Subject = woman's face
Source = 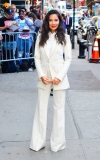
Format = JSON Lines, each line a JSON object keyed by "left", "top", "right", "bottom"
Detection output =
{"left": 49, "top": 14, "right": 59, "bottom": 33}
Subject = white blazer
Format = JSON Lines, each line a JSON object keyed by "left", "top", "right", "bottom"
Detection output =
{"left": 34, "top": 33, "right": 72, "bottom": 90}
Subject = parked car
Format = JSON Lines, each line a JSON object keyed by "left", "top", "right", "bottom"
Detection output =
{"left": 79, "top": 6, "right": 88, "bottom": 14}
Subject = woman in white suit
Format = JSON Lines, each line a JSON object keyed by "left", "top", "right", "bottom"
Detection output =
{"left": 30, "top": 10, "right": 72, "bottom": 152}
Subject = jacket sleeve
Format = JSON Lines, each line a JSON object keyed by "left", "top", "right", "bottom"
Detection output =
{"left": 56, "top": 34, "right": 72, "bottom": 81}
{"left": 34, "top": 34, "right": 45, "bottom": 78}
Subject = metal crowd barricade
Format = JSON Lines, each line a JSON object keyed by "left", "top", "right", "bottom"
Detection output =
{"left": 0, "top": 31, "right": 37, "bottom": 63}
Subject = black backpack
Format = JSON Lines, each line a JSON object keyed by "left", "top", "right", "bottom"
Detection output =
{"left": 1, "top": 61, "right": 17, "bottom": 73}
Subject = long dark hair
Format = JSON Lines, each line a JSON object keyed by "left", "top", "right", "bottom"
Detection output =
{"left": 28, "top": 12, "right": 36, "bottom": 21}
{"left": 39, "top": 10, "right": 66, "bottom": 47}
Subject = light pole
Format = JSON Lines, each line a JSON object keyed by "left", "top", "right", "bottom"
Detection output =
{"left": 72, "top": 0, "right": 75, "bottom": 49}
{"left": 41, "top": 0, "right": 44, "bottom": 12}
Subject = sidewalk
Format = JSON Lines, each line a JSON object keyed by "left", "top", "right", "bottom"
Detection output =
{"left": 0, "top": 43, "right": 100, "bottom": 160}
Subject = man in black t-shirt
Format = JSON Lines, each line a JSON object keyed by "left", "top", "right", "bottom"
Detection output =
{"left": 0, "top": 7, "right": 15, "bottom": 41}
{"left": 0, "top": 7, "right": 18, "bottom": 73}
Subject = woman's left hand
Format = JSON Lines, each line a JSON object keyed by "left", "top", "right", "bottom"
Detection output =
{"left": 52, "top": 77, "right": 61, "bottom": 85}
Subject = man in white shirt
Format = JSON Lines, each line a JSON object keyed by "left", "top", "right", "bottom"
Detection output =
{"left": 10, "top": 4, "right": 19, "bottom": 20}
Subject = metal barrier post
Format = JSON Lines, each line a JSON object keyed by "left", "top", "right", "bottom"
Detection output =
{"left": 87, "top": 43, "right": 93, "bottom": 62}
{"left": 78, "top": 39, "right": 87, "bottom": 59}
{"left": 0, "top": 31, "right": 37, "bottom": 73}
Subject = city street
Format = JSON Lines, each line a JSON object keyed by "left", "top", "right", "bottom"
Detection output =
{"left": 0, "top": 43, "right": 100, "bottom": 160}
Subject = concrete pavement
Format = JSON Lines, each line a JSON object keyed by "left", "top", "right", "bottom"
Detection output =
{"left": 0, "top": 43, "right": 100, "bottom": 160}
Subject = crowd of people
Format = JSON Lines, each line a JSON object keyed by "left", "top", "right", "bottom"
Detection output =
{"left": 0, "top": 4, "right": 45, "bottom": 73}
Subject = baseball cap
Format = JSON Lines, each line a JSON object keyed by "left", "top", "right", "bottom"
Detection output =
{"left": 5, "top": 7, "right": 14, "bottom": 15}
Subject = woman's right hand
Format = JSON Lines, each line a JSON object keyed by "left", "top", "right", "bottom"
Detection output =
{"left": 41, "top": 76, "right": 52, "bottom": 85}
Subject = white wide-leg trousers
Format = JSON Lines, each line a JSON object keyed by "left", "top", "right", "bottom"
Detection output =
{"left": 30, "top": 84, "right": 66, "bottom": 152}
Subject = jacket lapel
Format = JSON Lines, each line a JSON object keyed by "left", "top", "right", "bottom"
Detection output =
{"left": 43, "top": 43, "right": 49, "bottom": 59}
{"left": 43, "top": 33, "right": 57, "bottom": 59}
{"left": 48, "top": 39, "right": 57, "bottom": 59}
